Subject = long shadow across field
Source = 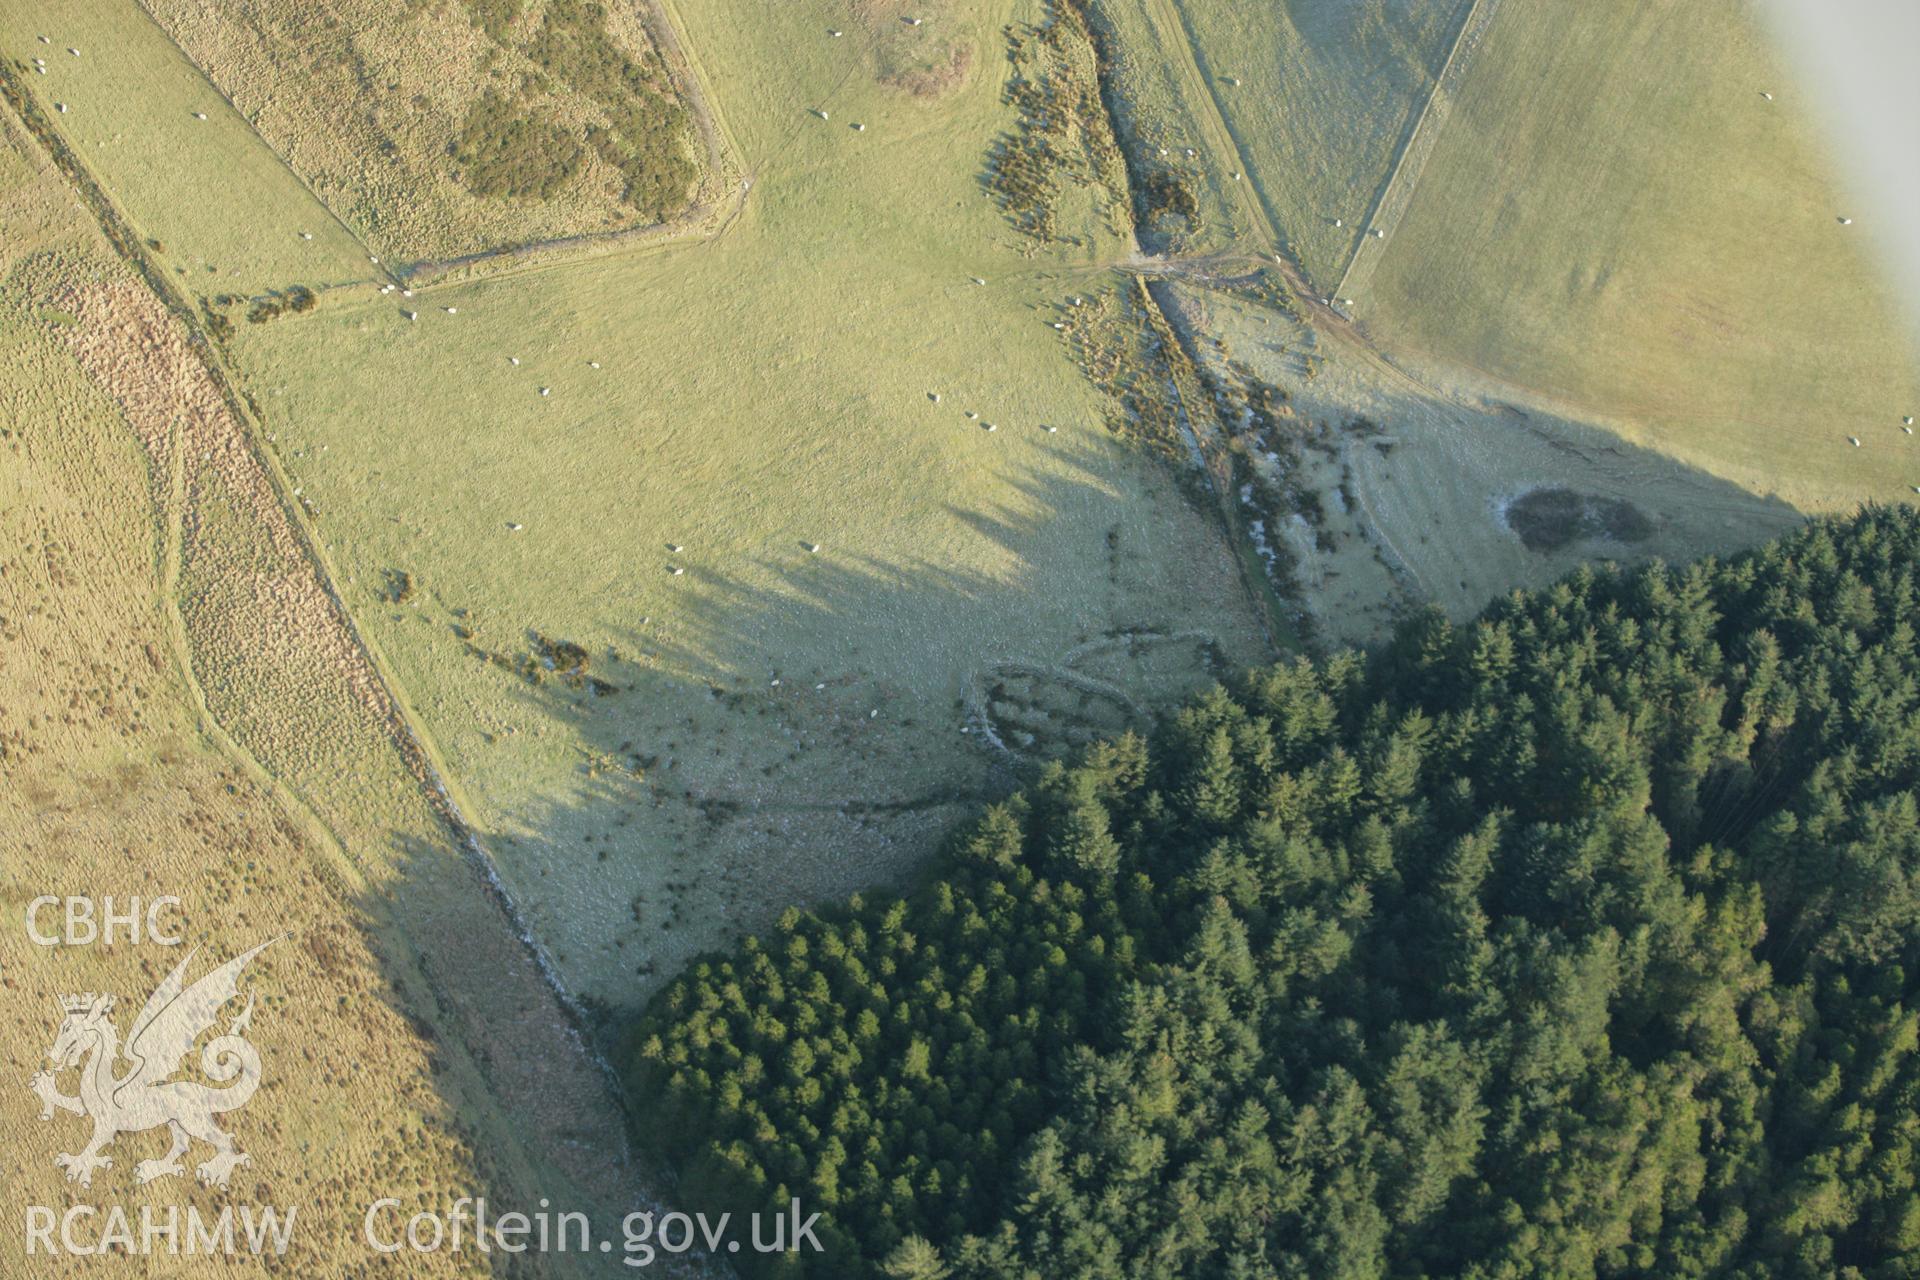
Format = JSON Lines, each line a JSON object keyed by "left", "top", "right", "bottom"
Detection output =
{"left": 424, "top": 450, "right": 1246, "bottom": 1018}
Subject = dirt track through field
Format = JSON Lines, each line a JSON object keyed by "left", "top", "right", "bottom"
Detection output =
{"left": 1332, "top": 0, "right": 1504, "bottom": 306}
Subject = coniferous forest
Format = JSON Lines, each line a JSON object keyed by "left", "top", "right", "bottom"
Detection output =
{"left": 626, "top": 509, "right": 1920, "bottom": 1279}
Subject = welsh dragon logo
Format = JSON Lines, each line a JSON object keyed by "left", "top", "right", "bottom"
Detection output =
{"left": 28, "top": 939, "right": 276, "bottom": 1190}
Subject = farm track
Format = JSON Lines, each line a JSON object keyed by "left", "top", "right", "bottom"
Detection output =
{"left": 1140, "top": 0, "right": 1282, "bottom": 257}
{"left": 0, "top": 56, "right": 665, "bottom": 1243}
{"left": 1332, "top": 0, "right": 1503, "bottom": 306}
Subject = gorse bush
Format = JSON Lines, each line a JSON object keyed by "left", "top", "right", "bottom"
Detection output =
{"left": 452, "top": 0, "right": 694, "bottom": 219}
{"left": 451, "top": 92, "right": 583, "bottom": 201}
{"left": 629, "top": 507, "right": 1920, "bottom": 1279}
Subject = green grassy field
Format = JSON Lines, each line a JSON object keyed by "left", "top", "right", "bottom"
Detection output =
{"left": 1360, "top": 0, "right": 1920, "bottom": 510}
{"left": 1168, "top": 0, "right": 1470, "bottom": 285}
{"left": 196, "top": 0, "right": 1270, "bottom": 1007}
{"left": 1, "top": 1, "right": 374, "bottom": 296}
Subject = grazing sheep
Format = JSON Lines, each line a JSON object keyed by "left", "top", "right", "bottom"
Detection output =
{"left": 1373, "top": 228, "right": 1385, "bottom": 238}
{"left": 830, "top": 29, "right": 842, "bottom": 37}
{"left": 588, "top": 361, "right": 600, "bottom": 369}
{"left": 299, "top": 231, "right": 313, "bottom": 240}
{"left": 193, "top": 111, "right": 207, "bottom": 120}
{"left": 1906, "top": 416, "right": 1915, "bottom": 426}
{"left": 1761, "top": 91, "right": 1773, "bottom": 101}
{"left": 853, "top": 122, "right": 866, "bottom": 132}
{"left": 668, "top": 565, "right": 685, "bottom": 576}
{"left": 1045, "top": 424, "right": 1058, "bottom": 433}
{"left": 538, "top": 387, "right": 550, "bottom": 397}
{"left": 928, "top": 391, "right": 940, "bottom": 402}
{"left": 965, "top": 411, "right": 978, "bottom": 419}
{"left": 667, "top": 544, "right": 683, "bottom": 554}
{"left": 970, "top": 276, "right": 987, "bottom": 285}
{"left": 1850, "top": 436, "right": 1862, "bottom": 447}
{"left": 54, "top": 102, "right": 67, "bottom": 113}
{"left": 444, "top": 306, "right": 457, "bottom": 314}
{"left": 508, "top": 356, "right": 519, "bottom": 365}
{"left": 1839, "top": 217, "right": 1853, "bottom": 225}
{"left": 507, "top": 522, "right": 523, "bottom": 531}
{"left": 806, "top": 543, "right": 821, "bottom": 554}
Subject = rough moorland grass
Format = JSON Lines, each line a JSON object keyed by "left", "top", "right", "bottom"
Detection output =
{"left": 1362, "top": 0, "right": 1920, "bottom": 510}
{"left": 0, "top": 120, "right": 663, "bottom": 1277}
{"left": 134, "top": 0, "right": 706, "bottom": 261}
{"left": 222, "top": 0, "right": 1270, "bottom": 1009}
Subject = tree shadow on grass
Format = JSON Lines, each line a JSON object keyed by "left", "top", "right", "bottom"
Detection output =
{"left": 424, "top": 445, "right": 1254, "bottom": 1021}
